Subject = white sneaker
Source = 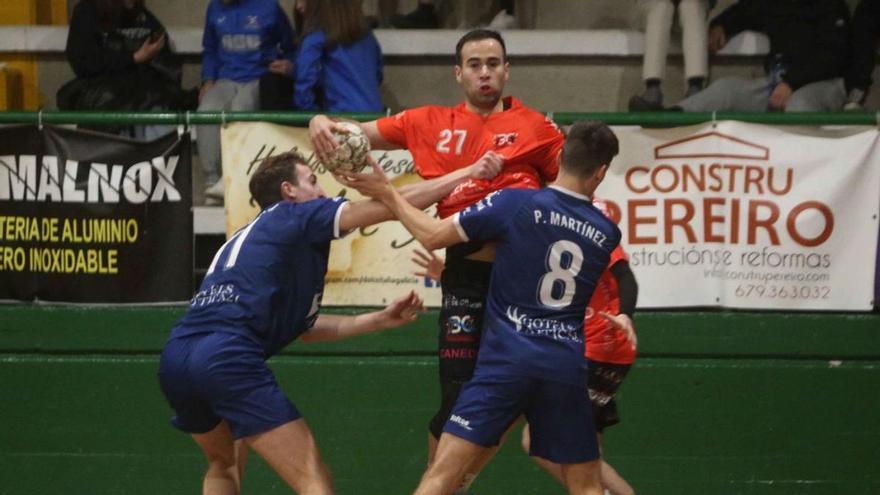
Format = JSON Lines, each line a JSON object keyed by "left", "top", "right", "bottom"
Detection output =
{"left": 487, "top": 10, "right": 517, "bottom": 30}
{"left": 204, "top": 180, "right": 225, "bottom": 200}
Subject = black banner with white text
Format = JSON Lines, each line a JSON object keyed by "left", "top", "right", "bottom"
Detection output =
{"left": 0, "top": 125, "right": 192, "bottom": 303}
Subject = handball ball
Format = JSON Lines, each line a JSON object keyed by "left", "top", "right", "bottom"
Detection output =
{"left": 322, "top": 122, "right": 371, "bottom": 173}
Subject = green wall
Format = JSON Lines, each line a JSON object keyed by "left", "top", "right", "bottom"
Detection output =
{"left": 1, "top": 306, "right": 878, "bottom": 494}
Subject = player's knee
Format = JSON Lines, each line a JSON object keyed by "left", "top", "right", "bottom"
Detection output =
{"left": 204, "top": 457, "right": 239, "bottom": 484}
{"left": 203, "top": 446, "right": 237, "bottom": 471}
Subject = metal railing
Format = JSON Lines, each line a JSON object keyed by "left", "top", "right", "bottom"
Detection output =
{"left": 1, "top": 110, "right": 878, "bottom": 127}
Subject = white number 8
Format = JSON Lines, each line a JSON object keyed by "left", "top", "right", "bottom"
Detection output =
{"left": 537, "top": 240, "right": 583, "bottom": 308}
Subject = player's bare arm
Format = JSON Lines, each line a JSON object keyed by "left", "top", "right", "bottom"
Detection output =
{"left": 300, "top": 291, "right": 425, "bottom": 343}
{"left": 309, "top": 115, "right": 397, "bottom": 159}
{"left": 337, "top": 161, "right": 465, "bottom": 250}
{"left": 336, "top": 153, "right": 502, "bottom": 232}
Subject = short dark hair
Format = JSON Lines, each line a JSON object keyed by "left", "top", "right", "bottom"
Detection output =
{"left": 455, "top": 29, "right": 506, "bottom": 65}
{"left": 248, "top": 151, "right": 308, "bottom": 209}
{"left": 560, "top": 121, "right": 619, "bottom": 177}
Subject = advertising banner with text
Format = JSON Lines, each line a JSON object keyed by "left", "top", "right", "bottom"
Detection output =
{"left": 0, "top": 126, "right": 192, "bottom": 303}
{"left": 221, "top": 122, "right": 879, "bottom": 311}
{"left": 221, "top": 122, "right": 440, "bottom": 307}
{"left": 603, "top": 122, "right": 879, "bottom": 310}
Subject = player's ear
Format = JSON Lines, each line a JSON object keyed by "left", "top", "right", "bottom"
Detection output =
{"left": 281, "top": 181, "right": 297, "bottom": 201}
{"left": 454, "top": 64, "right": 463, "bottom": 83}
{"left": 595, "top": 164, "right": 609, "bottom": 183}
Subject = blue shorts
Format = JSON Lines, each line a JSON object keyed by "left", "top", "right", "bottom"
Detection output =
{"left": 443, "top": 374, "right": 599, "bottom": 464}
{"left": 157, "top": 332, "right": 301, "bottom": 439}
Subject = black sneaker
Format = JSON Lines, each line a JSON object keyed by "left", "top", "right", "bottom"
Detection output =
{"left": 390, "top": 3, "right": 439, "bottom": 29}
{"left": 628, "top": 95, "right": 664, "bottom": 112}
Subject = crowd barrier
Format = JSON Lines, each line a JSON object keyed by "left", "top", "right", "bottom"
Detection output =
{"left": 2, "top": 110, "right": 880, "bottom": 126}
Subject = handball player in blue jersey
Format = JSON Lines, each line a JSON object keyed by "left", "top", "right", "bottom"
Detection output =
{"left": 337, "top": 121, "right": 621, "bottom": 495}
{"left": 158, "top": 151, "right": 500, "bottom": 495}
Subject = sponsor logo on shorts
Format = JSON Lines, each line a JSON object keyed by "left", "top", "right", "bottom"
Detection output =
{"left": 439, "top": 348, "right": 478, "bottom": 360}
{"left": 449, "top": 414, "right": 473, "bottom": 431}
{"left": 444, "top": 315, "right": 478, "bottom": 343}
{"left": 443, "top": 293, "right": 483, "bottom": 310}
{"left": 588, "top": 388, "right": 613, "bottom": 407}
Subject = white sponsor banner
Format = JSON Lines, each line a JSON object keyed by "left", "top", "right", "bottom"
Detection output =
{"left": 600, "top": 122, "right": 880, "bottom": 310}
{"left": 220, "top": 122, "right": 442, "bottom": 307}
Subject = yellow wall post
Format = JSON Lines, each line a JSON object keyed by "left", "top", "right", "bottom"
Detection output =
{"left": 0, "top": 0, "right": 69, "bottom": 109}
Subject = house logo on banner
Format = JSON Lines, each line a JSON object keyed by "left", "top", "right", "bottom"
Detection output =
{"left": 602, "top": 122, "right": 880, "bottom": 310}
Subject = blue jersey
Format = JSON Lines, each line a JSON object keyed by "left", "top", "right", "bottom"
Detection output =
{"left": 454, "top": 187, "right": 621, "bottom": 385}
{"left": 202, "top": 0, "right": 296, "bottom": 83}
{"left": 171, "top": 197, "right": 348, "bottom": 356}
{"left": 294, "top": 30, "right": 384, "bottom": 112}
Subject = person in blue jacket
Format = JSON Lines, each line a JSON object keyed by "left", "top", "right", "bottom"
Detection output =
{"left": 293, "top": 0, "right": 384, "bottom": 112}
{"left": 198, "top": 0, "right": 296, "bottom": 204}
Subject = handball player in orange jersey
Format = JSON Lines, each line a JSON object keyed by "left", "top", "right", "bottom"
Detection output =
{"left": 310, "top": 29, "right": 564, "bottom": 491}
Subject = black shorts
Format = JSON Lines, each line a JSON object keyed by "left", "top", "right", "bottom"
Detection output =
{"left": 586, "top": 359, "right": 631, "bottom": 432}
{"left": 428, "top": 255, "right": 493, "bottom": 438}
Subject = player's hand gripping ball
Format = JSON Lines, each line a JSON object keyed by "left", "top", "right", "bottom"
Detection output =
{"left": 321, "top": 121, "right": 371, "bottom": 173}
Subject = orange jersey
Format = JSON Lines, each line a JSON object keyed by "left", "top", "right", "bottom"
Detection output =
{"left": 584, "top": 198, "right": 636, "bottom": 365}
{"left": 583, "top": 246, "right": 636, "bottom": 364}
{"left": 376, "top": 96, "right": 563, "bottom": 218}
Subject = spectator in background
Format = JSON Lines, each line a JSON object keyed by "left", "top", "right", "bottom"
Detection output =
{"left": 198, "top": 0, "right": 296, "bottom": 205}
{"left": 60, "top": 0, "right": 194, "bottom": 139}
{"left": 389, "top": 0, "right": 441, "bottom": 28}
{"left": 388, "top": 0, "right": 517, "bottom": 30}
{"left": 844, "top": 0, "right": 880, "bottom": 110}
{"left": 668, "top": 0, "right": 850, "bottom": 113}
{"left": 293, "top": 0, "right": 384, "bottom": 112}
{"left": 628, "top": 0, "right": 713, "bottom": 111}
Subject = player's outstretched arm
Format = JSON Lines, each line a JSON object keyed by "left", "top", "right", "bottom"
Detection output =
{"left": 396, "top": 150, "right": 503, "bottom": 206}
{"left": 336, "top": 153, "right": 502, "bottom": 232}
{"left": 336, "top": 161, "right": 465, "bottom": 250}
{"left": 300, "top": 291, "right": 425, "bottom": 343}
